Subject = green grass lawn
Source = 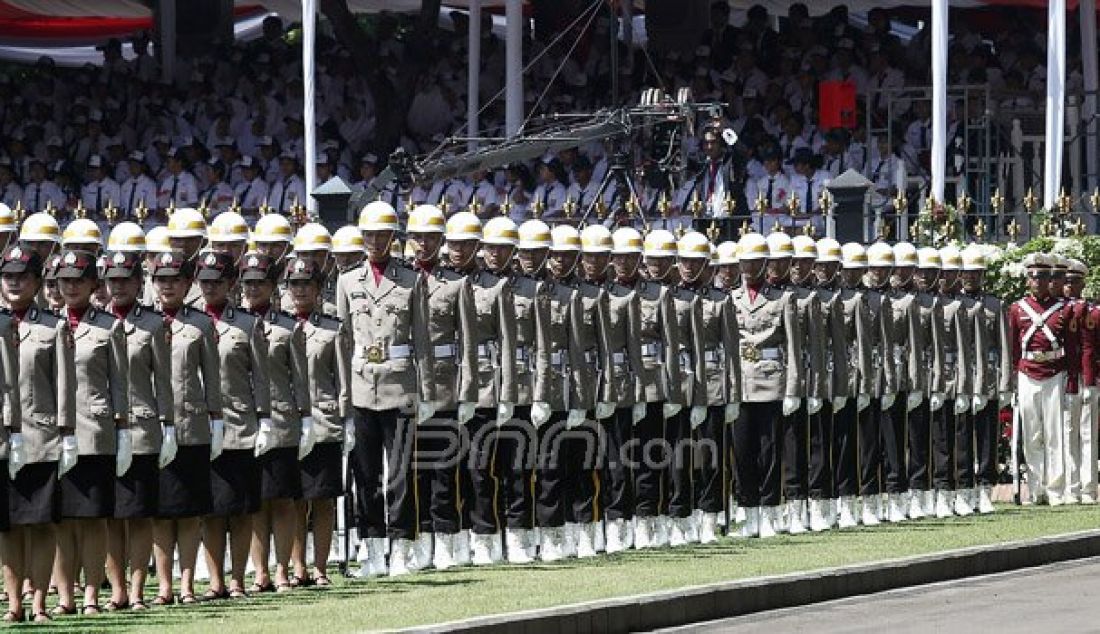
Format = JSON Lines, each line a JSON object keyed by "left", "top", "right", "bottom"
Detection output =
{"left": 20, "top": 504, "right": 1100, "bottom": 633}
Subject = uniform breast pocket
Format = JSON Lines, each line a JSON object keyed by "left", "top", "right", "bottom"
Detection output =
{"left": 475, "top": 294, "right": 495, "bottom": 320}
{"left": 759, "top": 359, "right": 783, "bottom": 378}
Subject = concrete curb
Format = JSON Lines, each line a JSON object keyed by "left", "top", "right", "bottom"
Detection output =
{"left": 400, "top": 529, "right": 1100, "bottom": 634}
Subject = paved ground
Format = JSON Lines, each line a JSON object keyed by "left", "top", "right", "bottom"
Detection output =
{"left": 655, "top": 556, "right": 1100, "bottom": 634}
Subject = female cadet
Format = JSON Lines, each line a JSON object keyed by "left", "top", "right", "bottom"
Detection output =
{"left": 239, "top": 253, "right": 310, "bottom": 592}
{"left": 52, "top": 249, "right": 128, "bottom": 616}
{"left": 0, "top": 244, "right": 75, "bottom": 623}
{"left": 150, "top": 250, "right": 220, "bottom": 606}
{"left": 287, "top": 257, "right": 352, "bottom": 586}
{"left": 194, "top": 251, "right": 270, "bottom": 599}
{"left": 103, "top": 244, "right": 173, "bottom": 611}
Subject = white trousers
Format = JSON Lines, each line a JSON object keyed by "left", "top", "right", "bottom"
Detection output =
{"left": 1018, "top": 371, "right": 1066, "bottom": 503}
{"left": 1066, "top": 389, "right": 1099, "bottom": 500}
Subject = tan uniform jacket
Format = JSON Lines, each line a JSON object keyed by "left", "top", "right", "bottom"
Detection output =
{"left": 208, "top": 306, "right": 270, "bottom": 450}
{"left": 425, "top": 266, "right": 477, "bottom": 410}
{"left": 814, "top": 286, "right": 851, "bottom": 399}
{"left": 670, "top": 285, "right": 707, "bottom": 407}
{"left": 836, "top": 287, "right": 873, "bottom": 397}
{"left": 635, "top": 280, "right": 683, "bottom": 405}
{"left": 697, "top": 286, "right": 741, "bottom": 406}
{"left": 337, "top": 259, "right": 435, "bottom": 411}
{"left": 0, "top": 312, "right": 21, "bottom": 456}
{"left": 602, "top": 281, "right": 644, "bottom": 408}
{"left": 939, "top": 293, "right": 973, "bottom": 399}
{"left": 730, "top": 285, "right": 802, "bottom": 403}
{"left": 468, "top": 269, "right": 519, "bottom": 408}
{"left": 543, "top": 277, "right": 588, "bottom": 411}
{"left": 71, "top": 308, "right": 129, "bottom": 455}
{"left": 302, "top": 311, "right": 352, "bottom": 443}
{"left": 120, "top": 304, "right": 172, "bottom": 455}
{"left": 510, "top": 273, "right": 552, "bottom": 406}
{"left": 790, "top": 285, "right": 826, "bottom": 400}
{"left": 15, "top": 305, "right": 77, "bottom": 464}
{"left": 168, "top": 306, "right": 221, "bottom": 446}
{"left": 864, "top": 289, "right": 898, "bottom": 397}
{"left": 970, "top": 293, "right": 1012, "bottom": 397}
{"left": 572, "top": 278, "right": 611, "bottom": 411}
{"left": 914, "top": 291, "right": 947, "bottom": 395}
{"left": 264, "top": 311, "right": 310, "bottom": 448}
{"left": 885, "top": 289, "right": 924, "bottom": 394}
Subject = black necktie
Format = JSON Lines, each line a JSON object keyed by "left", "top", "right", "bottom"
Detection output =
{"left": 127, "top": 181, "right": 136, "bottom": 213}
{"left": 170, "top": 176, "right": 179, "bottom": 203}
{"left": 805, "top": 178, "right": 812, "bottom": 213}
{"left": 240, "top": 182, "right": 252, "bottom": 207}
{"left": 33, "top": 184, "right": 39, "bottom": 212}
{"left": 279, "top": 179, "right": 289, "bottom": 211}
{"left": 96, "top": 185, "right": 102, "bottom": 212}
{"left": 766, "top": 177, "right": 774, "bottom": 208}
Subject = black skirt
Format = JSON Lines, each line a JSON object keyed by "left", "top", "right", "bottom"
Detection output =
{"left": 10, "top": 461, "right": 58, "bottom": 526}
{"left": 60, "top": 455, "right": 115, "bottom": 519}
{"left": 158, "top": 445, "right": 212, "bottom": 519}
{"left": 259, "top": 447, "right": 302, "bottom": 501}
{"left": 115, "top": 454, "right": 159, "bottom": 519}
{"left": 300, "top": 442, "right": 343, "bottom": 500}
{"left": 211, "top": 449, "right": 261, "bottom": 516}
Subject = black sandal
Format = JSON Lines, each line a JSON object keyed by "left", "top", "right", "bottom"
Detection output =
{"left": 178, "top": 593, "right": 198, "bottom": 605}
{"left": 201, "top": 588, "right": 229, "bottom": 602}
{"left": 31, "top": 611, "right": 51, "bottom": 623}
{"left": 228, "top": 588, "right": 249, "bottom": 600}
{"left": 151, "top": 594, "right": 175, "bottom": 606}
{"left": 49, "top": 604, "right": 76, "bottom": 616}
{"left": 82, "top": 604, "right": 102, "bottom": 616}
{"left": 1, "top": 610, "right": 23, "bottom": 623}
{"left": 247, "top": 581, "right": 275, "bottom": 594}
{"left": 131, "top": 600, "right": 149, "bottom": 611}
{"left": 104, "top": 600, "right": 130, "bottom": 612}
{"left": 314, "top": 574, "right": 332, "bottom": 587}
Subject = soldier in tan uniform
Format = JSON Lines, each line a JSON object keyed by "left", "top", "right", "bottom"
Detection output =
{"left": 208, "top": 212, "right": 250, "bottom": 266}
{"left": 729, "top": 233, "right": 802, "bottom": 538}
{"left": 239, "top": 254, "right": 310, "bottom": 593}
{"left": 331, "top": 226, "right": 366, "bottom": 274}
{"left": 194, "top": 251, "right": 270, "bottom": 600}
{"left": 149, "top": 250, "right": 220, "bottom": 606}
{"left": 141, "top": 226, "right": 173, "bottom": 307}
{"left": 52, "top": 249, "right": 128, "bottom": 616}
{"left": 909, "top": 247, "right": 948, "bottom": 517}
{"left": 0, "top": 245, "right": 72, "bottom": 623}
{"left": 933, "top": 246, "right": 974, "bottom": 517}
{"left": 714, "top": 241, "right": 741, "bottom": 292}
{"left": 289, "top": 224, "right": 337, "bottom": 313}
{"left": 165, "top": 208, "right": 208, "bottom": 308}
{"left": 336, "top": 201, "right": 434, "bottom": 577}
{"left": 102, "top": 249, "right": 173, "bottom": 611}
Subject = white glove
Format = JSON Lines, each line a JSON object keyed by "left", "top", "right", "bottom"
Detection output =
{"left": 782, "top": 396, "right": 800, "bottom": 417}
{"left": 254, "top": 418, "right": 274, "bottom": 457}
{"left": 116, "top": 429, "right": 133, "bottom": 477}
{"left": 298, "top": 416, "right": 316, "bottom": 460}
{"left": 595, "top": 402, "right": 615, "bottom": 421}
{"left": 210, "top": 418, "right": 225, "bottom": 461}
{"left": 807, "top": 397, "right": 823, "bottom": 415}
{"left": 724, "top": 402, "right": 740, "bottom": 424}
{"left": 417, "top": 402, "right": 437, "bottom": 424}
{"left": 1083, "top": 387, "right": 1099, "bottom": 401}
{"left": 856, "top": 394, "right": 871, "bottom": 412}
{"left": 689, "top": 405, "right": 707, "bottom": 429}
{"left": 906, "top": 391, "right": 923, "bottom": 412}
{"left": 7, "top": 432, "right": 24, "bottom": 479}
{"left": 1064, "top": 393, "right": 1081, "bottom": 410}
{"left": 159, "top": 425, "right": 178, "bottom": 468}
{"left": 531, "top": 402, "right": 551, "bottom": 427}
{"left": 972, "top": 395, "right": 988, "bottom": 414}
{"left": 632, "top": 402, "right": 647, "bottom": 425}
{"left": 662, "top": 403, "right": 682, "bottom": 419}
{"left": 457, "top": 402, "right": 477, "bottom": 425}
{"left": 880, "top": 393, "right": 896, "bottom": 411}
{"left": 954, "top": 395, "right": 970, "bottom": 415}
{"left": 496, "top": 402, "right": 515, "bottom": 426}
{"left": 566, "top": 409, "right": 586, "bottom": 429}
{"left": 58, "top": 435, "right": 78, "bottom": 477}
{"left": 343, "top": 417, "right": 356, "bottom": 455}
{"left": 930, "top": 393, "right": 945, "bottom": 412}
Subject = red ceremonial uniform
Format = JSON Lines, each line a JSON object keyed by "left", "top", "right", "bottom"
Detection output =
{"left": 1008, "top": 295, "right": 1081, "bottom": 393}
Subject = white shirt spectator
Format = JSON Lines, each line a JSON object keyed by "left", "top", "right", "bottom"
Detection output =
{"left": 80, "top": 176, "right": 121, "bottom": 214}
{"left": 268, "top": 174, "right": 306, "bottom": 213}
{"left": 119, "top": 174, "right": 157, "bottom": 216}
{"left": 21, "top": 179, "right": 66, "bottom": 213}
{"left": 234, "top": 176, "right": 269, "bottom": 215}
{"left": 157, "top": 171, "right": 198, "bottom": 210}
{"left": 198, "top": 181, "right": 235, "bottom": 214}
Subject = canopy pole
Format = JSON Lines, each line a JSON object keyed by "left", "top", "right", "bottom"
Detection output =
{"left": 1045, "top": 0, "right": 1067, "bottom": 209}
{"left": 1081, "top": 0, "right": 1098, "bottom": 193}
{"left": 505, "top": 0, "right": 523, "bottom": 138}
{"left": 467, "top": 0, "right": 481, "bottom": 152}
{"left": 930, "top": 0, "right": 948, "bottom": 203}
{"left": 302, "top": 0, "right": 317, "bottom": 212}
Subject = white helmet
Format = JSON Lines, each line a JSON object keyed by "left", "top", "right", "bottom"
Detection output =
{"left": 643, "top": 229, "right": 677, "bottom": 258}
{"left": 893, "top": 241, "right": 919, "bottom": 267}
{"left": 550, "top": 225, "right": 581, "bottom": 252}
{"left": 407, "top": 204, "right": 446, "bottom": 234}
{"left": 0, "top": 203, "right": 15, "bottom": 233}
{"left": 332, "top": 225, "right": 366, "bottom": 254}
{"left": 939, "top": 245, "right": 962, "bottom": 270}
{"left": 917, "top": 247, "right": 942, "bottom": 269}
{"left": 253, "top": 213, "right": 293, "bottom": 243}
{"left": 715, "top": 241, "right": 739, "bottom": 265}
{"left": 580, "top": 225, "right": 613, "bottom": 253}
{"left": 518, "top": 220, "right": 552, "bottom": 250}
{"left": 676, "top": 231, "right": 712, "bottom": 259}
{"left": 145, "top": 225, "right": 172, "bottom": 253}
{"left": 293, "top": 222, "right": 333, "bottom": 252}
{"left": 107, "top": 222, "right": 146, "bottom": 253}
{"left": 19, "top": 212, "right": 61, "bottom": 244}
{"left": 961, "top": 246, "right": 988, "bottom": 271}
{"left": 815, "top": 237, "right": 842, "bottom": 263}
{"left": 357, "top": 200, "right": 399, "bottom": 232}
{"left": 1067, "top": 257, "right": 1088, "bottom": 276}
{"left": 62, "top": 218, "right": 103, "bottom": 248}
{"left": 611, "top": 227, "right": 643, "bottom": 255}
{"left": 166, "top": 207, "right": 207, "bottom": 239}
{"left": 840, "top": 242, "right": 867, "bottom": 269}
{"left": 737, "top": 232, "right": 769, "bottom": 261}
{"left": 791, "top": 235, "right": 817, "bottom": 260}
{"left": 866, "top": 242, "right": 895, "bottom": 268}
{"left": 483, "top": 217, "right": 519, "bottom": 247}
{"left": 765, "top": 231, "right": 794, "bottom": 259}
{"left": 445, "top": 211, "right": 483, "bottom": 241}
{"left": 208, "top": 211, "right": 250, "bottom": 243}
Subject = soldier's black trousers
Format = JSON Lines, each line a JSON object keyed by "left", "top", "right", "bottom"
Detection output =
{"left": 859, "top": 402, "right": 882, "bottom": 497}
{"left": 416, "top": 414, "right": 462, "bottom": 535}
{"left": 667, "top": 410, "right": 693, "bottom": 519}
{"left": 495, "top": 408, "right": 535, "bottom": 530}
{"left": 692, "top": 406, "right": 726, "bottom": 514}
{"left": 908, "top": 401, "right": 932, "bottom": 491}
{"left": 733, "top": 402, "right": 781, "bottom": 508}
{"left": 833, "top": 400, "right": 859, "bottom": 497}
{"left": 534, "top": 413, "right": 567, "bottom": 528}
{"left": 974, "top": 401, "right": 1000, "bottom": 487}
{"left": 882, "top": 400, "right": 909, "bottom": 494}
{"left": 782, "top": 405, "right": 809, "bottom": 500}
{"left": 955, "top": 403, "right": 977, "bottom": 490}
{"left": 350, "top": 408, "right": 415, "bottom": 541}
{"left": 601, "top": 408, "right": 635, "bottom": 522}
{"left": 808, "top": 402, "right": 834, "bottom": 500}
{"left": 932, "top": 401, "right": 958, "bottom": 491}
{"left": 467, "top": 412, "right": 500, "bottom": 535}
{"left": 562, "top": 419, "right": 600, "bottom": 524}
{"left": 633, "top": 403, "right": 666, "bottom": 518}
